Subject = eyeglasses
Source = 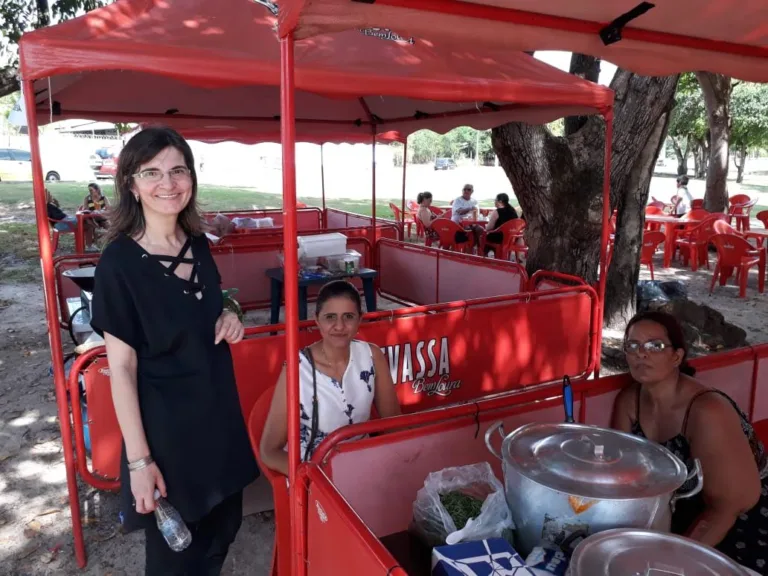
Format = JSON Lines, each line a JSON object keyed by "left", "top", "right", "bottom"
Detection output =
{"left": 133, "top": 167, "right": 191, "bottom": 183}
{"left": 463, "top": 188, "right": 473, "bottom": 192}
{"left": 623, "top": 339, "right": 671, "bottom": 354}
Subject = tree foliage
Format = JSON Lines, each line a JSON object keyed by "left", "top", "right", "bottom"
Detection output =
{"left": 667, "top": 73, "right": 707, "bottom": 175}
{"left": 731, "top": 82, "right": 768, "bottom": 152}
{"left": 0, "top": 0, "right": 109, "bottom": 96}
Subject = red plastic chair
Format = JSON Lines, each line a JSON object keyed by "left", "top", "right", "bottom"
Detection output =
{"left": 713, "top": 220, "right": 742, "bottom": 236}
{"left": 483, "top": 218, "right": 526, "bottom": 260}
{"left": 389, "top": 203, "right": 414, "bottom": 238}
{"left": 648, "top": 200, "right": 666, "bottom": 210}
{"left": 247, "top": 386, "right": 289, "bottom": 576}
{"left": 640, "top": 231, "right": 665, "bottom": 280}
{"left": 709, "top": 234, "right": 764, "bottom": 298}
{"left": 431, "top": 219, "right": 474, "bottom": 253}
{"left": 683, "top": 208, "right": 711, "bottom": 222}
{"left": 428, "top": 205, "right": 445, "bottom": 216}
{"left": 645, "top": 206, "right": 663, "bottom": 231}
{"left": 757, "top": 211, "right": 768, "bottom": 230}
{"left": 691, "top": 199, "right": 705, "bottom": 209}
{"left": 728, "top": 195, "right": 757, "bottom": 232}
{"left": 675, "top": 215, "right": 726, "bottom": 272}
{"left": 406, "top": 199, "right": 419, "bottom": 213}
{"left": 49, "top": 218, "right": 77, "bottom": 254}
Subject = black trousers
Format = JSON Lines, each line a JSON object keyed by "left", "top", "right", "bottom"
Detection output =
{"left": 145, "top": 491, "right": 243, "bottom": 576}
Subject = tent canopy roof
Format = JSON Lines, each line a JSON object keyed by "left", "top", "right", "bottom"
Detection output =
{"left": 278, "top": 0, "right": 768, "bottom": 82}
{"left": 19, "top": 0, "right": 612, "bottom": 144}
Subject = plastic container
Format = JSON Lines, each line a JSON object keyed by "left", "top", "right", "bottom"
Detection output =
{"left": 153, "top": 489, "right": 192, "bottom": 552}
{"left": 298, "top": 233, "right": 347, "bottom": 259}
{"left": 322, "top": 250, "right": 362, "bottom": 274}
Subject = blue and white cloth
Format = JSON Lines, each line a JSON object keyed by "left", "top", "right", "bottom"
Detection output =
{"left": 295, "top": 339, "right": 376, "bottom": 460}
{"left": 432, "top": 539, "right": 535, "bottom": 576}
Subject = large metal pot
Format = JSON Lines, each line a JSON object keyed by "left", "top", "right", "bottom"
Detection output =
{"left": 485, "top": 421, "right": 703, "bottom": 557}
{"left": 567, "top": 529, "right": 751, "bottom": 575}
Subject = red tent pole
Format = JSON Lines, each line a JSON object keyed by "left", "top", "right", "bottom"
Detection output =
{"left": 370, "top": 133, "right": 377, "bottom": 252}
{"left": 400, "top": 139, "right": 407, "bottom": 236}
{"left": 280, "top": 34, "right": 303, "bottom": 576}
{"left": 595, "top": 111, "right": 614, "bottom": 377}
{"left": 320, "top": 143, "right": 326, "bottom": 213}
{"left": 23, "top": 79, "right": 87, "bottom": 567}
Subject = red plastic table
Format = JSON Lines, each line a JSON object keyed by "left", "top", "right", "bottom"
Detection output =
{"left": 646, "top": 215, "right": 704, "bottom": 268}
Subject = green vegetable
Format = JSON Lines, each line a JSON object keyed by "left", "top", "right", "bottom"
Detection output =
{"left": 439, "top": 491, "right": 484, "bottom": 530}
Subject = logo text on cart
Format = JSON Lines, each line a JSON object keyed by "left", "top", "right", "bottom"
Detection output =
{"left": 381, "top": 337, "right": 461, "bottom": 397}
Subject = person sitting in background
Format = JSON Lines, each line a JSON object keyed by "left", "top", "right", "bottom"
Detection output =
{"left": 673, "top": 175, "right": 693, "bottom": 216}
{"left": 483, "top": 193, "right": 519, "bottom": 256}
{"left": 46, "top": 189, "right": 77, "bottom": 232}
{"left": 82, "top": 182, "right": 109, "bottom": 233}
{"left": 416, "top": 191, "right": 440, "bottom": 244}
{"left": 451, "top": 183, "right": 478, "bottom": 224}
{"left": 83, "top": 182, "right": 109, "bottom": 212}
{"left": 611, "top": 311, "right": 768, "bottom": 573}
{"left": 260, "top": 280, "right": 401, "bottom": 475}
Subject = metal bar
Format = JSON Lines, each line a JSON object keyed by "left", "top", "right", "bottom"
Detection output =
{"left": 400, "top": 138, "right": 407, "bottom": 236}
{"left": 320, "top": 143, "right": 326, "bottom": 211}
{"left": 595, "top": 111, "right": 614, "bottom": 377}
{"left": 280, "top": 34, "right": 303, "bottom": 576}
{"left": 357, "top": 0, "right": 768, "bottom": 60}
{"left": 370, "top": 132, "right": 377, "bottom": 264}
{"left": 24, "top": 79, "right": 88, "bottom": 568}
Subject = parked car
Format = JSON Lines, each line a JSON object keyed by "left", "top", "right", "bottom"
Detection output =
{"left": 90, "top": 147, "right": 119, "bottom": 179}
{"left": 434, "top": 157, "right": 457, "bottom": 171}
{"left": 0, "top": 148, "right": 33, "bottom": 181}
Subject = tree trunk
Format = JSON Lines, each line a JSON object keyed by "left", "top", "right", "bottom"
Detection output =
{"left": 696, "top": 72, "right": 732, "bottom": 212}
{"left": 671, "top": 136, "right": 688, "bottom": 176}
{"left": 734, "top": 147, "right": 747, "bottom": 184}
{"left": 564, "top": 54, "right": 602, "bottom": 137}
{"left": 604, "top": 104, "right": 673, "bottom": 328}
{"left": 692, "top": 142, "right": 701, "bottom": 179}
{"left": 492, "top": 65, "right": 679, "bottom": 328}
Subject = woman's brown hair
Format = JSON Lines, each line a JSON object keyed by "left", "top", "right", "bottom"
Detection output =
{"left": 104, "top": 126, "right": 202, "bottom": 244}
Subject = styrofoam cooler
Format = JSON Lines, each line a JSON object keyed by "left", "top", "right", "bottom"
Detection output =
{"left": 298, "top": 233, "right": 347, "bottom": 259}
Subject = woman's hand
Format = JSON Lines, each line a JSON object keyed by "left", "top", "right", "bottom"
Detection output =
{"left": 131, "top": 462, "right": 166, "bottom": 514}
{"left": 215, "top": 310, "right": 244, "bottom": 345}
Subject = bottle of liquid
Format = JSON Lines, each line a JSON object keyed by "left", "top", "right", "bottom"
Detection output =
{"left": 153, "top": 489, "right": 192, "bottom": 552}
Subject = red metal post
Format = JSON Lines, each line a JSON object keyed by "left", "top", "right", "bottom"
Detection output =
{"left": 280, "top": 35, "right": 303, "bottom": 576}
{"left": 400, "top": 138, "right": 407, "bottom": 237}
{"left": 370, "top": 133, "right": 377, "bottom": 255}
{"left": 320, "top": 143, "right": 326, "bottom": 212}
{"left": 595, "top": 111, "right": 614, "bottom": 377}
{"left": 23, "top": 79, "right": 87, "bottom": 567}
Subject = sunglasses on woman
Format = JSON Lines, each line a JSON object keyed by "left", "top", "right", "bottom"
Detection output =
{"left": 623, "top": 339, "right": 671, "bottom": 354}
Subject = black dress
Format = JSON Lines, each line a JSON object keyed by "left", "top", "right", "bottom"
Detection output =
{"left": 485, "top": 206, "right": 519, "bottom": 247}
{"left": 90, "top": 233, "right": 258, "bottom": 531}
{"left": 632, "top": 387, "right": 768, "bottom": 574}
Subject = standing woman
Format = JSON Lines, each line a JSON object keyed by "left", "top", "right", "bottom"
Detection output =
{"left": 90, "top": 126, "right": 258, "bottom": 575}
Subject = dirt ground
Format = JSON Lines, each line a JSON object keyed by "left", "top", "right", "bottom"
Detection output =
{"left": 1, "top": 216, "right": 768, "bottom": 575}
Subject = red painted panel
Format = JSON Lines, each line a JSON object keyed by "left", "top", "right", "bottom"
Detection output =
{"left": 82, "top": 357, "right": 122, "bottom": 480}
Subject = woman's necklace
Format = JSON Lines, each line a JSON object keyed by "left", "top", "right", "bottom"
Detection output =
{"left": 321, "top": 342, "right": 348, "bottom": 377}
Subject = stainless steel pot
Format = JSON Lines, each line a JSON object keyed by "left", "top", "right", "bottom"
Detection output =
{"left": 485, "top": 421, "right": 703, "bottom": 557}
{"left": 567, "top": 529, "right": 750, "bottom": 575}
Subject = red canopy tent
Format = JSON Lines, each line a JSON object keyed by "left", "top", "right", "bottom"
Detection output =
{"left": 278, "top": 0, "right": 768, "bottom": 82}
{"left": 19, "top": 0, "right": 614, "bottom": 569}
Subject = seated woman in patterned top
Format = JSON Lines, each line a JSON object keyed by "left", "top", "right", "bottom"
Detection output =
{"left": 260, "top": 280, "right": 401, "bottom": 475}
{"left": 611, "top": 311, "right": 768, "bottom": 574}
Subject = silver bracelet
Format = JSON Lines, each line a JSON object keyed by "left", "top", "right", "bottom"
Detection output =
{"left": 127, "top": 455, "right": 154, "bottom": 471}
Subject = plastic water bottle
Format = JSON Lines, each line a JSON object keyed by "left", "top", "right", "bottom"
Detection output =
{"left": 153, "top": 489, "right": 192, "bottom": 552}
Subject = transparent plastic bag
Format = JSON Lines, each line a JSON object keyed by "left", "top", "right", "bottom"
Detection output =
{"left": 411, "top": 462, "right": 514, "bottom": 547}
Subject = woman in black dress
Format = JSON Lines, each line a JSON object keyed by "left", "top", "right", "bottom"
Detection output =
{"left": 90, "top": 126, "right": 258, "bottom": 575}
{"left": 483, "top": 193, "right": 518, "bottom": 256}
{"left": 612, "top": 311, "right": 768, "bottom": 574}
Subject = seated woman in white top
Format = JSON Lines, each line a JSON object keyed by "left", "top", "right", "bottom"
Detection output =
{"left": 260, "top": 280, "right": 401, "bottom": 474}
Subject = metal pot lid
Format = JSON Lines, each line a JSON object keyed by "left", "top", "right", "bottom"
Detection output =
{"left": 568, "top": 529, "right": 750, "bottom": 576}
{"left": 502, "top": 423, "right": 687, "bottom": 499}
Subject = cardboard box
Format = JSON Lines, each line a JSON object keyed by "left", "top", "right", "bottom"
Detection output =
{"left": 432, "top": 538, "right": 535, "bottom": 576}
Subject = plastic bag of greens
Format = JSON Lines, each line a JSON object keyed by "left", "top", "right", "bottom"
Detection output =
{"left": 411, "top": 462, "right": 514, "bottom": 547}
